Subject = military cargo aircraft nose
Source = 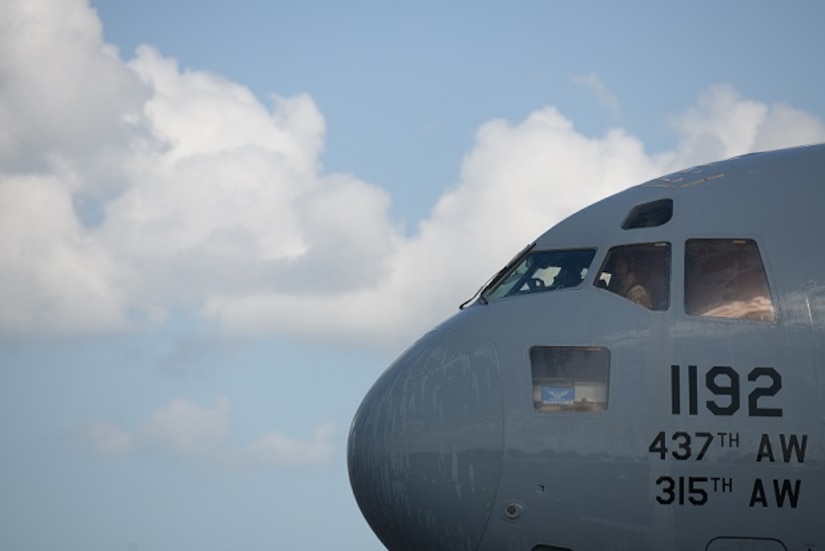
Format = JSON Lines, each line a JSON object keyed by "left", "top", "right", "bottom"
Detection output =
{"left": 347, "top": 330, "right": 504, "bottom": 551}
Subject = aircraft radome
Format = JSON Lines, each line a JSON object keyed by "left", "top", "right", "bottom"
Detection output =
{"left": 347, "top": 143, "right": 825, "bottom": 551}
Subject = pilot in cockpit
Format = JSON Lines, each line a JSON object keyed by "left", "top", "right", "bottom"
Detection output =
{"left": 550, "top": 266, "right": 584, "bottom": 290}
{"left": 610, "top": 255, "right": 652, "bottom": 309}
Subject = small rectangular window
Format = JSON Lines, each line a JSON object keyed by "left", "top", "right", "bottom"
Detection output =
{"left": 531, "top": 346, "right": 609, "bottom": 412}
{"left": 621, "top": 198, "right": 673, "bottom": 229}
{"left": 685, "top": 239, "right": 775, "bottom": 321}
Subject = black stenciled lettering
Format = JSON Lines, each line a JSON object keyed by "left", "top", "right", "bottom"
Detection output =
{"left": 756, "top": 434, "right": 775, "bottom": 462}
{"left": 668, "top": 364, "right": 699, "bottom": 415}
{"left": 749, "top": 479, "right": 768, "bottom": 507}
{"left": 756, "top": 434, "right": 807, "bottom": 463}
{"left": 749, "top": 478, "right": 801, "bottom": 508}
{"left": 695, "top": 432, "right": 713, "bottom": 460}
{"left": 688, "top": 476, "right": 708, "bottom": 505}
{"left": 706, "top": 366, "right": 740, "bottom": 415}
{"left": 648, "top": 431, "right": 716, "bottom": 461}
{"left": 688, "top": 365, "right": 698, "bottom": 415}
{"left": 669, "top": 365, "right": 783, "bottom": 417}
{"left": 748, "top": 367, "right": 783, "bottom": 417}
{"left": 780, "top": 434, "right": 807, "bottom": 463}
{"left": 649, "top": 431, "right": 667, "bottom": 460}
{"left": 656, "top": 476, "right": 675, "bottom": 505}
{"left": 672, "top": 432, "right": 691, "bottom": 460}
{"left": 773, "top": 479, "right": 801, "bottom": 508}
{"left": 655, "top": 476, "right": 709, "bottom": 506}
{"left": 670, "top": 365, "right": 680, "bottom": 414}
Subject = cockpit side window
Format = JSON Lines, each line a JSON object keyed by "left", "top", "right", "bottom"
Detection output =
{"left": 484, "top": 249, "right": 596, "bottom": 301}
{"left": 531, "top": 346, "right": 609, "bottom": 413}
{"left": 594, "top": 242, "right": 671, "bottom": 310}
{"left": 684, "top": 239, "right": 775, "bottom": 321}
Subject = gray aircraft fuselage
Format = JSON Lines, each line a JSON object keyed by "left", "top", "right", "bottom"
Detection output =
{"left": 348, "top": 144, "right": 825, "bottom": 550}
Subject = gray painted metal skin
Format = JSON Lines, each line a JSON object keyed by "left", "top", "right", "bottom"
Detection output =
{"left": 348, "top": 144, "right": 825, "bottom": 550}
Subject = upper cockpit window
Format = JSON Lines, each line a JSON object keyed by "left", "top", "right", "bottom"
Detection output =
{"left": 594, "top": 242, "right": 671, "bottom": 311}
{"left": 484, "top": 249, "right": 596, "bottom": 302}
{"left": 621, "top": 198, "right": 673, "bottom": 229}
{"left": 685, "top": 239, "right": 775, "bottom": 321}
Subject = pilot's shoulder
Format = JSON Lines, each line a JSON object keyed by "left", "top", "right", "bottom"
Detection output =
{"left": 627, "top": 283, "right": 652, "bottom": 308}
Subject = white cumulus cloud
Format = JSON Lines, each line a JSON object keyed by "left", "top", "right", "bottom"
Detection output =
{"left": 232, "top": 424, "right": 335, "bottom": 468}
{"left": 88, "top": 396, "right": 333, "bottom": 468}
{"left": 0, "top": 173, "right": 127, "bottom": 334}
{"left": 138, "top": 395, "right": 231, "bottom": 456}
{"left": 88, "top": 396, "right": 231, "bottom": 457}
{"left": 88, "top": 420, "right": 133, "bottom": 455}
{"left": 665, "top": 84, "right": 825, "bottom": 168}
{"left": 0, "top": 0, "right": 147, "bottom": 181}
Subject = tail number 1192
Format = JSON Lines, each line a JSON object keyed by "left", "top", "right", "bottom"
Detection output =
{"left": 670, "top": 365, "right": 782, "bottom": 417}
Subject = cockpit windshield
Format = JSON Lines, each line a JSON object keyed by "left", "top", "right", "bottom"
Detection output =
{"left": 483, "top": 249, "right": 597, "bottom": 301}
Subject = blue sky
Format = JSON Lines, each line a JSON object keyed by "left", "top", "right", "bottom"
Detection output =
{"left": 2, "top": 1, "right": 825, "bottom": 550}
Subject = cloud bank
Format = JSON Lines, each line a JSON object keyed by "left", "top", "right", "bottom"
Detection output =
{"left": 88, "top": 396, "right": 334, "bottom": 467}
{"left": 3, "top": 0, "right": 824, "bottom": 346}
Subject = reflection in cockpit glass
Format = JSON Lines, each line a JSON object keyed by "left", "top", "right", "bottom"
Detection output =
{"left": 484, "top": 249, "right": 597, "bottom": 301}
{"left": 685, "top": 239, "right": 775, "bottom": 321}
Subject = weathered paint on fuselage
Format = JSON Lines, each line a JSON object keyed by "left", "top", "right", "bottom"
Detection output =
{"left": 348, "top": 144, "right": 825, "bottom": 550}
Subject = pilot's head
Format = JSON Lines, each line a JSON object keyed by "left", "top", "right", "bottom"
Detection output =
{"left": 611, "top": 254, "right": 642, "bottom": 294}
{"left": 614, "top": 256, "right": 635, "bottom": 279}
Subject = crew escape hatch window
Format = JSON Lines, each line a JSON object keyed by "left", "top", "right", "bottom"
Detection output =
{"left": 531, "top": 346, "right": 610, "bottom": 412}
{"left": 685, "top": 239, "right": 775, "bottom": 321}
